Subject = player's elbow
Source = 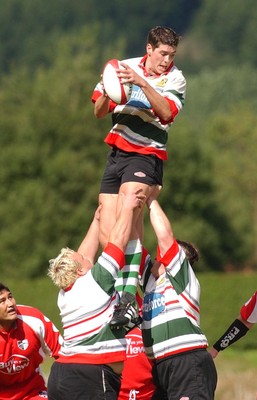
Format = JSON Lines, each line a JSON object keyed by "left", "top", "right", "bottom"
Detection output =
{"left": 94, "top": 110, "right": 105, "bottom": 119}
{"left": 158, "top": 109, "right": 174, "bottom": 124}
{"left": 163, "top": 109, "right": 174, "bottom": 122}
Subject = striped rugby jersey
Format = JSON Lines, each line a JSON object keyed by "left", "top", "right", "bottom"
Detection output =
{"left": 92, "top": 55, "right": 186, "bottom": 160}
{"left": 141, "top": 240, "right": 208, "bottom": 361}
{"left": 56, "top": 240, "right": 142, "bottom": 364}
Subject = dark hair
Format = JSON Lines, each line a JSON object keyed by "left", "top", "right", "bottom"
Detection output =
{"left": 0, "top": 283, "right": 10, "bottom": 293}
{"left": 147, "top": 26, "right": 181, "bottom": 49}
{"left": 177, "top": 240, "right": 200, "bottom": 266}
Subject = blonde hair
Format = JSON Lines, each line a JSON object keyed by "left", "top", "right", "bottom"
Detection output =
{"left": 48, "top": 247, "right": 80, "bottom": 289}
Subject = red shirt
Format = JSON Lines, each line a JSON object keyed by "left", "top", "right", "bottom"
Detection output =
{"left": 119, "top": 327, "right": 156, "bottom": 400}
{"left": 241, "top": 291, "right": 257, "bottom": 323}
{"left": 0, "top": 305, "right": 61, "bottom": 400}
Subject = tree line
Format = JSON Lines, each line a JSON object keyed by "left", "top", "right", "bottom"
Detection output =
{"left": 0, "top": 1, "right": 256, "bottom": 279}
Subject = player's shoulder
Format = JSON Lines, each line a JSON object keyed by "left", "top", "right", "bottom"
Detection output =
{"left": 121, "top": 56, "right": 142, "bottom": 68}
{"left": 168, "top": 64, "right": 186, "bottom": 81}
{"left": 17, "top": 304, "right": 45, "bottom": 319}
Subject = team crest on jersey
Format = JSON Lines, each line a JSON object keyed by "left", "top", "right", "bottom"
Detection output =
{"left": 17, "top": 339, "right": 28, "bottom": 350}
{"left": 157, "top": 276, "right": 166, "bottom": 285}
{"left": 156, "top": 77, "right": 168, "bottom": 87}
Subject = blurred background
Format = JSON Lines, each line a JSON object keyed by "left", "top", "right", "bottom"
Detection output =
{"left": 0, "top": 1, "right": 257, "bottom": 398}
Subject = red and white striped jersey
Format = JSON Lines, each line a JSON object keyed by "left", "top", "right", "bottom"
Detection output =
{"left": 0, "top": 305, "right": 62, "bottom": 400}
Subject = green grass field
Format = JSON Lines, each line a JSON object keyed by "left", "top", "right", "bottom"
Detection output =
{"left": 4, "top": 272, "right": 257, "bottom": 400}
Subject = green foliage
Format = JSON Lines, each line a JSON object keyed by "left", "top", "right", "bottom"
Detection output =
{"left": 0, "top": 3, "right": 257, "bottom": 278}
{"left": 184, "top": 65, "right": 257, "bottom": 122}
{"left": 180, "top": 0, "right": 257, "bottom": 72}
{"left": 145, "top": 63, "right": 257, "bottom": 271}
{"left": 163, "top": 65, "right": 257, "bottom": 271}
{"left": 199, "top": 272, "right": 257, "bottom": 350}
{"left": 208, "top": 107, "right": 257, "bottom": 268}
{"left": 0, "top": 0, "right": 201, "bottom": 73}
{"left": 0, "top": 25, "right": 122, "bottom": 279}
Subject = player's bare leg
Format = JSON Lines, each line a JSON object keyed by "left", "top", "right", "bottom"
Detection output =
{"left": 98, "top": 193, "right": 118, "bottom": 249}
{"left": 110, "top": 181, "right": 154, "bottom": 328}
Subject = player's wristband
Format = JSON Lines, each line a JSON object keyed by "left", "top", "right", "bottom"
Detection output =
{"left": 213, "top": 318, "right": 249, "bottom": 352}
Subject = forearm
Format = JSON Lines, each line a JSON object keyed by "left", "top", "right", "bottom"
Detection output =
{"left": 119, "top": 63, "right": 172, "bottom": 122}
{"left": 212, "top": 316, "right": 250, "bottom": 353}
{"left": 77, "top": 209, "right": 100, "bottom": 264}
{"left": 94, "top": 94, "right": 110, "bottom": 118}
{"left": 148, "top": 199, "right": 174, "bottom": 256}
{"left": 140, "top": 80, "right": 172, "bottom": 121}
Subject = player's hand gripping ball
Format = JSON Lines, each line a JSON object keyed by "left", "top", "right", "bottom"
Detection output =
{"left": 102, "top": 59, "right": 132, "bottom": 104}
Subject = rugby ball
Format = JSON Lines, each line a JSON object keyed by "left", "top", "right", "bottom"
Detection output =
{"left": 102, "top": 59, "right": 132, "bottom": 104}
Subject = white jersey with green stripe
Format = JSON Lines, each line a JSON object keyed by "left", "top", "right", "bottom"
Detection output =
{"left": 56, "top": 241, "right": 142, "bottom": 365}
{"left": 141, "top": 241, "right": 208, "bottom": 360}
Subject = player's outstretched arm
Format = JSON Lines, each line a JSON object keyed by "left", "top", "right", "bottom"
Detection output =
{"left": 147, "top": 189, "right": 174, "bottom": 256}
{"left": 209, "top": 314, "right": 253, "bottom": 359}
{"left": 77, "top": 205, "right": 101, "bottom": 266}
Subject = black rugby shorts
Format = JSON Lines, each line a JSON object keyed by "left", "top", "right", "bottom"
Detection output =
{"left": 47, "top": 362, "right": 121, "bottom": 400}
{"left": 100, "top": 147, "right": 163, "bottom": 194}
{"left": 152, "top": 349, "right": 217, "bottom": 400}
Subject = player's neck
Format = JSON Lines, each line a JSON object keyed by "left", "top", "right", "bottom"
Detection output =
{"left": 0, "top": 320, "right": 16, "bottom": 332}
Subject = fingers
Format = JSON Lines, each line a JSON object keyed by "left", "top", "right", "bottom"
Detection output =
{"left": 134, "top": 188, "right": 147, "bottom": 206}
{"left": 119, "top": 62, "right": 129, "bottom": 70}
{"left": 146, "top": 185, "right": 162, "bottom": 209}
{"left": 117, "top": 63, "right": 133, "bottom": 83}
{"left": 120, "top": 190, "right": 146, "bottom": 209}
{"left": 94, "top": 204, "right": 102, "bottom": 220}
{"left": 136, "top": 193, "right": 146, "bottom": 208}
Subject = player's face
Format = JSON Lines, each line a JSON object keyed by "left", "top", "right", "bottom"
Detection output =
{"left": 71, "top": 252, "right": 91, "bottom": 276}
{"left": 0, "top": 290, "right": 17, "bottom": 329}
{"left": 146, "top": 44, "right": 176, "bottom": 75}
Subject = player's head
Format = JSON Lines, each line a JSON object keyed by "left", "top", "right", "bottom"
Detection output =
{"left": 0, "top": 283, "right": 11, "bottom": 294}
{"left": 48, "top": 247, "right": 91, "bottom": 289}
{"left": 147, "top": 26, "right": 181, "bottom": 50}
{"left": 177, "top": 240, "right": 200, "bottom": 266}
{"left": 0, "top": 283, "right": 17, "bottom": 329}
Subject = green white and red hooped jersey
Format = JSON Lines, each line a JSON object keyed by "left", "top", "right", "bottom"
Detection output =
{"left": 0, "top": 305, "right": 61, "bottom": 400}
{"left": 141, "top": 240, "right": 208, "bottom": 361}
{"left": 92, "top": 55, "right": 186, "bottom": 161}
{"left": 56, "top": 240, "right": 142, "bottom": 365}
{"left": 240, "top": 291, "right": 257, "bottom": 323}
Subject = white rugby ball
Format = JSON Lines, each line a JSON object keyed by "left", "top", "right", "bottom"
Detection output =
{"left": 102, "top": 59, "right": 132, "bottom": 104}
